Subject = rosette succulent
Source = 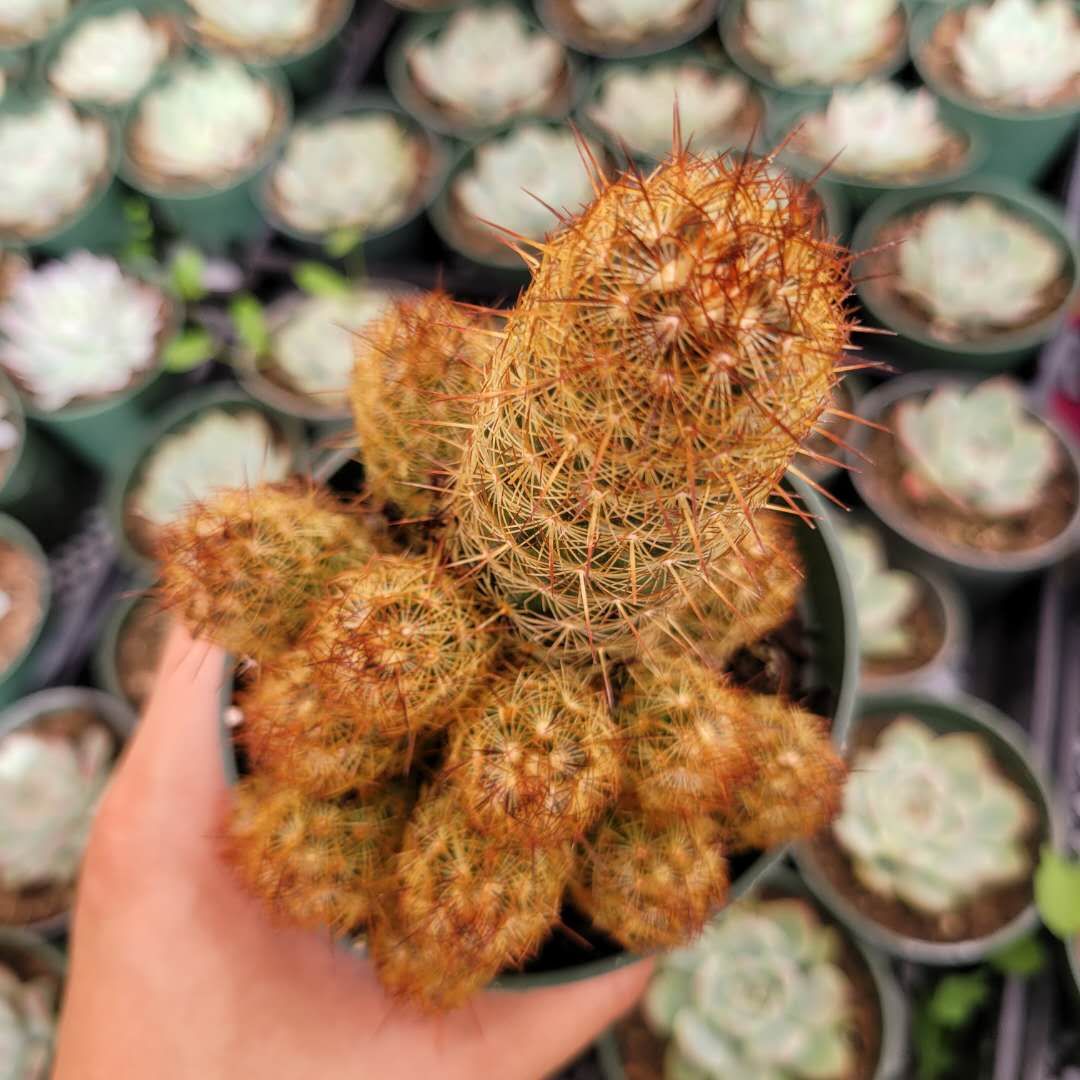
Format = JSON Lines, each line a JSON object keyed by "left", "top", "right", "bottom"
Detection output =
{"left": 455, "top": 125, "right": 597, "bottom": 242}
{"left": 0, "top": 962, "right": 57, "bottom": 1080}
{"left": 49, "top": 9, "right": 171, "bottom": 107}
{"left": 587, "top": 64, "right": 755, "bottom": 161}
{"left": 569, "top": 0, "right": 698, "bottom": 42}
{"left": 834, "top": 717, "right": 1035, "bottom": 914}
{"left": 269, "top": 114, "right": 422, "bottom": 235}
{"left": 894, "top": 379, "right": 1059, "bottom": 519}
{"left": 0, "top": 253, "right": 165, "bottom": 412}
{"left": 407, "top": 6, "right": 565, "bottom": 125}
{"left": 0, "top": 726, "right": 112, "bottom": 890}
{"left": 896, "top": 197, "right": 1065, "bottom": 333}
{"left": 644, "top": 898, "right": 856, "bottom": 1078}
{"left": 743, "top": 0, "right": 901, "bottom": 86}
{"left": 0, "top": 0, "right": 68, "bottom": 46}
{"left": 838, "top": 524, "right": 920, "bottom": 661}
{"left": 0, "top": 98, "right": 109, "bottom": 238}
{"left": 127, "top": 58, "right": 278, "bottom": 185}
{"left": 186, "top": 0, "right": 323, "bottom": 53}
{"left": 130, "top": 408, "right": 293, "bottom": 528}
{"left": 952, "top": 0, "right": 1080, "bottom": 108}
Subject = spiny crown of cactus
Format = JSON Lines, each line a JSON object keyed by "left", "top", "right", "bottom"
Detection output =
{"left": 834, "top": 716, "right": 1035, "bottom": 914}
{"left": 0, "top": 962, "right": 58, "bottom": 1080}
{"left": 645, "top": 897, "right": 856, "bottom": 1080}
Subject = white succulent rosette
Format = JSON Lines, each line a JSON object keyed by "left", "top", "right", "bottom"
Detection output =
{"left": 131, "top": 408, "right": 293, "bottom": 528}
{"left": 834, "top": 716, "right": 1035, "bottom": 914}
{"left": 270, "top": 113, "right": 421, "bottom": 234}
{"left": 569, "top": 0, "right": 698, "bottom": 41}
{"left": 743, "top": 0, "right": 900, "bottom": 86}
{"left": 0, "top": 963, "right": 57, "bottom": 1080}
{"left": 0, "top": 253, "right": 165, "bottom": 413}
{"left": 186, "top": 0, "right": 325, "bottom": 55}
{"left": 407, "top": 6, "right": 565, "bottom": 125}
{"left": 588, "top": 63, "right": 753, "bottom": 160}
{"left": 0, "top": 0, "right": 68, "bottom": 46}
{"left": 49, "top": 9, "right": 171, "bottom": 107}
{"left": 0, "top": 98, "right": 109, "bottom": 238}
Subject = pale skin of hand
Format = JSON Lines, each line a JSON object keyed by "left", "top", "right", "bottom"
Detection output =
{"left": 52, "top": 623, "right": 652, "bottom": 1080}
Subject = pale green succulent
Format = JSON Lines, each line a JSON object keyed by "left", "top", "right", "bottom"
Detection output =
{"left": 130, "top": 408, "right": 292, "bottom": 528}
{"left": 834, "top": 716, "right": 1035, "bottom": 914}
{"left": 896, "top": 197, "right": 1065, "bottom": 332}
{"left": 587, "top": 63, "right": 754, "bottom": 161}
{"left": 645, "top": 898, "right": 856, "bottom": 1079}
{"left": 0, "top": 726, "right": 113, "bottom": 890}
{"left": 273, "top": 287, "right": 395, "bottom": 406}
{"left": 953, "top": 0, "right": 1080, "bottom": 108}
{"left": 0, "top": 0, "right": 68, "bottom": 46}
{"left": 454, "top": 125, "right": 597, "bottom": 242}
{"left": 0, "top": 253, "right": 165, "bottom": 413}
{"left": 186, "top": 0, "right": 322, "bottom": 52}
{"left": 570, "top": 0, "right": 698, "bottom": 41}
{"left": 838, "top": 524, "right": 920, "bottom": 662}
{"left": 744, "top": 0, "right": 900, "bottom": 86}
{"left": 894, "top": 379, "right": 1059, "bottom": 519}
{"left": 0, "top": 98, "right": 109, "bottom": 238}
{"left": 0, "top": 963, "right": 57, "bottom": 1080}
{"left": 407, "top": 6, "right": 565, "bottom": 125}
{"left": 796, "top": 82, "right": 957, "bottom": 178}
{"left": 269, "top": 114, "right": 421, "bottom": 235}
{"left": 129, "top": 58, "right": 277, "bottom": 184}
{"left": 49, "top": 9, "right": 170, "bottom": 107}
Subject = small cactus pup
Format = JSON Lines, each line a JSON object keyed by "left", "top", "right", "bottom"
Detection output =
{"left": 0, "top": 0, "right": 67, "bottom": 47}
{"left": 642, "top": 898, "right": 859, "bottom": 1079}
{"left": 0, "top": 938, "right": 62, "bottom": 1080}
{"left": 451, "top": 148, "right": 855, "bottom": 659}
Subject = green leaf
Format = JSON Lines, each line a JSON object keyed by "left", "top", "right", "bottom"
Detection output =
{"left": 927, "top": 971, "right": 989, "bottom": 1029}
{"left": 230, "top": 294, "right": 270, "bottom": 357}
{"left": 990, "top": 934, "right": 1048, "bottom": 977}
{"left": 1035, "top": 847, "right": 1080, "bottom": 939}
{"left": 169, "top": 246, "right": 207, "bottom": 302}
{"left": 914, "top": 1004, "right": 955, "bottom": 1080}
{"left": 162, "top": 329, "right": 216, "bottom": 372}
{"left": 292, "top": 262, "right": 351, "bottom": 297}
{"left": 324, "top": 226, "right": 363, "bottom": 258}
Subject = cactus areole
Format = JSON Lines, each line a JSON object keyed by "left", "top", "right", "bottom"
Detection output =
{"left": 158, "top": 142, "right": 860, "bottom": 1009}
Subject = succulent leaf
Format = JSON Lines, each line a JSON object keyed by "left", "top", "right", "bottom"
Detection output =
{"left": 570, "top": 0, "right": 698, "bottom": 40}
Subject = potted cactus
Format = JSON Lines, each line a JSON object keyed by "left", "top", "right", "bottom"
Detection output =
{"left": 180, "top": 0, "right": 356, "bottom": 96}
{"left": 93, "top": 587, "right": 169, "bottom": 713}
{"left": 596, "top": 868, "right": 907, "bottom": 1080}
{"left": 578, "top": 57, "right": 765, "bottom": 163}
{"left": 720, "top": 0, "right": 909, "bottom": 102}
{"left": 0, "top": 929, "right": 65, "bottom": 1079}
{"left": 386, "top": 3, "right": 579, "bottom": 139}
{"left": 0, "top": 93, "right": 128, "bottom": 255}
{"left": 0, "top": 251, "right": 180, "bottom": 469}
{"left": 258, "top": 96, "right": 448, "bottom": 261}
{"left": 121, "top": 56, "right": 292, "bottom": 250}
{"left": 911, "top": 0, "right": 1080, "bottom": 182}
{"left": 850, "top": 375, "right": 1080, "bottom": 594}
{"left": 534, "top": 0, "right": 719, "bottom": 59}
{"left": 795, "top": 692, "right": 1057, "bottom": 964}
{"left": 777, "top": 81, "right": 985, "bottom": 212}
{"left": 0, "top": 515, "right": 52, "bottom": 710}
{"left": 852, "top": 180, "right": 1079, "bottom": 371}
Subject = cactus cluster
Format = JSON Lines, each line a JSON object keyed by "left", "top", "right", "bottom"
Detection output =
{"left": 158, "top": 144, "right": 856, "bottom": 1009}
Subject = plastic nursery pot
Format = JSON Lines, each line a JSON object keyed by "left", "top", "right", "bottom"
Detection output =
{"left": 183, "top": 0, "right": 357, "bottom": 98}
{"left": 794, "top": 691, "right": 1059, "bottom": 966}
{"left": 0, "top": 927, "right": 66, "bottom": 986}
{"left": 910, "top": 2, "right": 1080, "bottom": 184}
{"left": 120, "top": 62, "right": 293, "bottom": 252}
{"left": 385, "top": 2, "right": 584, "bottom": 140}
{"left": 105, "top": 382, "right": 309, "bottom": 575}
{"left": 0, "top": 514, "right": 53, "bottom": 710}
{"left": 533, "top": 0, "right": 718, "bottom": 60}
{"left": 257, "top": 94, "right": 449, "bottom": 264}
{"left": 0, "top": 686, "right": 137, "bottom": 936}
{"left": 851, "top": 179, "right": 1080, "bottom": 373}
{"left": 848, "top": 373, "right": 1080, "bottom": 597}
{"left": 595, "top": 865, "right": 909, "bottom": 1080}
{"left": 92, "top": 582, "right": 164, "bottom": 712}
{"left": 718, "top": 0, "right": 910, "bottom": 109}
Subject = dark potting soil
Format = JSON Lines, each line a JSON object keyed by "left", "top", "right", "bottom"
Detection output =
{"left": 863, "top": 578, "right": 946, "bottom": 679}
{"left": 866, "top": 414, "right": 1078, "bottom": 555}
{"left": 116, "top": 595, "right": 171, "bottom": 711}
{"left": 0, "top": 541, "right": 43, "bottom": 674}
{"left": 806, "top": 713, "right": 1044, "bottom": 945}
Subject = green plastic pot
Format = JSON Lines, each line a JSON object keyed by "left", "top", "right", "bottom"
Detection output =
{"left": 120, "top": 60, "right": 293, "bottom": 251}
{"left": 92, "top": 583, "right": 159, "bottom": 709}
{"left": 0, "top": 686, "right": 137, "bottom": 935}
{"left": 852, "top": 179, "right": 1080, "bottom": 373}
{"left": 794, "top": 690, "right": 1060, "bottom": 965}
{"left": 0, "top": 926, "right": 66, "bottom": 984}
{"left": 849, "top": 373, "right": 1080, "bottom": 597}
{"left": 0, "top": 515, "right": 53, "bottom": 710}
{"left": 595, "top": 865, "right": 909, "bottom": 1080}
{"left": 257, "top": 94, "right": 449, "bottom": 263}
{"left": 910, "top": 2, "right": 1080, "bottom": 184}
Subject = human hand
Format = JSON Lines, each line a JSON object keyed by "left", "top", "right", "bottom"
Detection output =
{"left": 52, "top": 622, "right": 651, "bottom": 1080}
